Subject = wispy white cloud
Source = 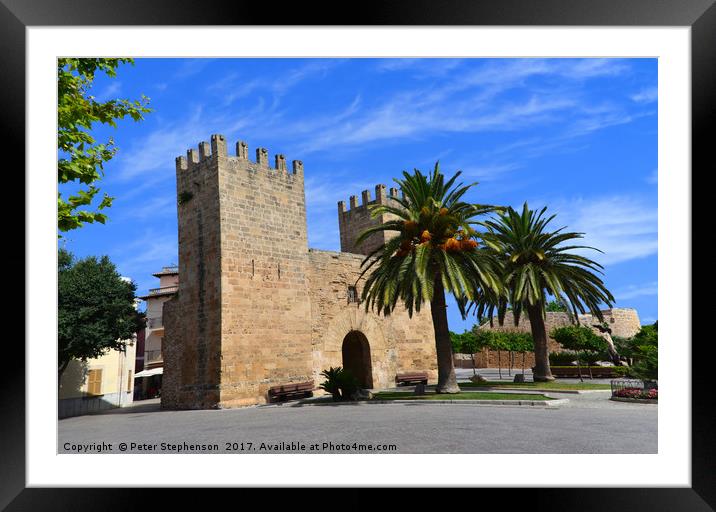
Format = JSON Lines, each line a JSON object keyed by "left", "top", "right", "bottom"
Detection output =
{"left": 376, "top": 58, "right": 464, "bottom": 77}
{"left": 94, "top": 81, "right": 122, "bottom": 101}
{"left": 460, "top": 162, "right": 523, "bottom": 181}
{"left": 549, "top": 195, "right": 658, "bottom": 266}
{"left": 173, "top": 59, "right": 216, "bottom": 79}
{"left": 631, "top": 86, "right": 658, "bottom": 104}
{"left": 111, "top": 101, "right": 266, "bottom": 184}
{"left": 305, "top": 174, "right": 379, "bottom": 212}
{"left": 108, "top": 58, "right": 644, "bottom": 190}
{"left": 113, "top": 230, "right": 178, "bottom": 291}
{"left": 565, "top": 107, "right": 644, "bottom": 138}
{"left": 279, "top": 59, "right": 641, "bottom": 156}
{"left": 112, "top": 106, "right": 208, "bottom": 182}
{"left": 646, "top": 169, "right": 658, "bottom": 185}
{"left": 376, "top": 58, "right": 423, "bottom": 72}
{"left": 565, "top": 58, "right": 628, "bottom": 79}
{"left": 208, "top": 60, "right": 345, "bottom": 107}
{"left": 295, "top": 93, "right": 577, "bottom": 154}
{"left": 116, "top": 193, "right": 176, "bottom": 220}
{"left": 614, "top": 281, "right": 658, "bottom": 300}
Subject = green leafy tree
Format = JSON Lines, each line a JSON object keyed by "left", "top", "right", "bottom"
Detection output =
{"left": 473, "top": 328, "right": 495, "bottom": 375}
{"left": 451, "top": 329, "right": 487, "bottom": 376}
{"left": 471, "top": 203, "right": 615, "bottom": 382}
{"left": 507, "top": 331, "right": 534, "bottom": 376}
{"left": 551, "top": 325, "right": 608, "bottom": 381}
{"left": 58, "top": 58, "right": 152, "bottom": 233}
{"left": 357, "top": 163, "right": 503, "bottom": 393}
{"left": 486, "top": 331, "right": 510, "bottom": 379}
{"left": 449, "top": 330, "right": 465, "bottom": 354}
{"left": 58, "top": 249, "right": 144, "bottom": 384}
{"left": 628, "top": 321, "right": 658, "bottom": 381}
{"left": 545, "top": 300, "right": 568, "bottom": 312}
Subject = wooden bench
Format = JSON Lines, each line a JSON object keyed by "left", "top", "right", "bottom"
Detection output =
{"left": 268, "top": 381, "right": 314, "bottom": 402}
{"left": 395, "top": 372, "right": 429, "bottom": 386}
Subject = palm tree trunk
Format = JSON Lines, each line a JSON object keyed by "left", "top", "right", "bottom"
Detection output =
{"left": 430, "top": 274, "right": 460, "bottom": 393}
{"left": 527, "top": 304, "right": 555, "bottom": 382}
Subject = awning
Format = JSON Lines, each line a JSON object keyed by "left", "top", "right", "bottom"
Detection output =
{"left": 134, "top": 367, "right": 164, "bottom": 378}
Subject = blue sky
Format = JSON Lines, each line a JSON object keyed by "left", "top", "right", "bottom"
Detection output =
{"left": 59, "top": 58, "right": 658, "bottom": 330}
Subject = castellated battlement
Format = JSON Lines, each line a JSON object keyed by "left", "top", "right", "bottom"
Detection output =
{"left": 337, "top": 184, "right": 402, "bottom": 214}
{"left": 175, "top": 134, "right": 304, "bottom": 175}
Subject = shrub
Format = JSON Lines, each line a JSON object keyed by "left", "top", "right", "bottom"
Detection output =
{"left": 338, "top": 369, "right": 359, "bottom": 398}
{"left": 319, "top": 367, "right": 342, "bottom": 399}
{"left": 551, "top": 326, "right": 608, "bottom": 353}
{"left": 577, "top": 350, "right": 610, "bottom": 365}
{"left": 319, "top": 366, "right": 359, "bottom": 401}
{"left": 549, "top": 352, "right": 578, "bottom": 365}
{"left": 611, "top": 366, "right": 630, "bottom": 377}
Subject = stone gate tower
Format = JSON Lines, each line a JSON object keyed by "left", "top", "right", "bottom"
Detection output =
{"left": 163, "top": 134, "right": 438, "bottom": 410}
{"left": 338, "top": 185, "right": 402, "bottom": 256}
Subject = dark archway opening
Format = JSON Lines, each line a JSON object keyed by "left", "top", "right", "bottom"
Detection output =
{"left": 342, "top": 331, "right": 373, "bottom": 389}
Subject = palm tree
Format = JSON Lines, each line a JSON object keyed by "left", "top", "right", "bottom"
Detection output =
{"left": 355, "top": 163, "right": 502, "bottom": 393}
{"left": 472, "top": 203, "right": 615, "bottom": 382}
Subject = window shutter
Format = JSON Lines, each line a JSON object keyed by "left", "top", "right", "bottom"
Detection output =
{"left": 87, "top": 369, "right": 103, "bottom": 396}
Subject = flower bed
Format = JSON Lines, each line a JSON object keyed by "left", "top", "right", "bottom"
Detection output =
{"left": 613, "top": 387, "right": 658, "bottom": 400}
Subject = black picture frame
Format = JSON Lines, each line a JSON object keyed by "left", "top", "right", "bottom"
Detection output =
{"left": 3, "top": 0, "right": 711, "bottom": 509}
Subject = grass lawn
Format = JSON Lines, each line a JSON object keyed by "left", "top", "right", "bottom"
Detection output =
{"left": 373, "top": 391, "right": 553, "bottom": 401}
{"left": 459, "top": 381, "right": 611, "bottom": 390}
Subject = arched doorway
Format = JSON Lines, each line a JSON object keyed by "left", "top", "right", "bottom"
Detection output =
{"left": 342, "top": 331, "right": 373, "bottom": 389}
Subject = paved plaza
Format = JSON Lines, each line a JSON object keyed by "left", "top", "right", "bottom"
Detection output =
{"left": 59, "top": 369, "right": 657, "bottom": 454}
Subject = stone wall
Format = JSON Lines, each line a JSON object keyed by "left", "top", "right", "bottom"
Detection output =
{"left": 307, "top": 249, "right": 438, "bottom": 390}
{"left": 454, "top": 351, "right": 536, "bottom": 370}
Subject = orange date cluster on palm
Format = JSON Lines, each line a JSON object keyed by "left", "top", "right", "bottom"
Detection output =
{"left": 395, "top": 226, "right": 477, "bottom": 258}
{"left": 432, "top": 237, "right": 479, "bottom": 253}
